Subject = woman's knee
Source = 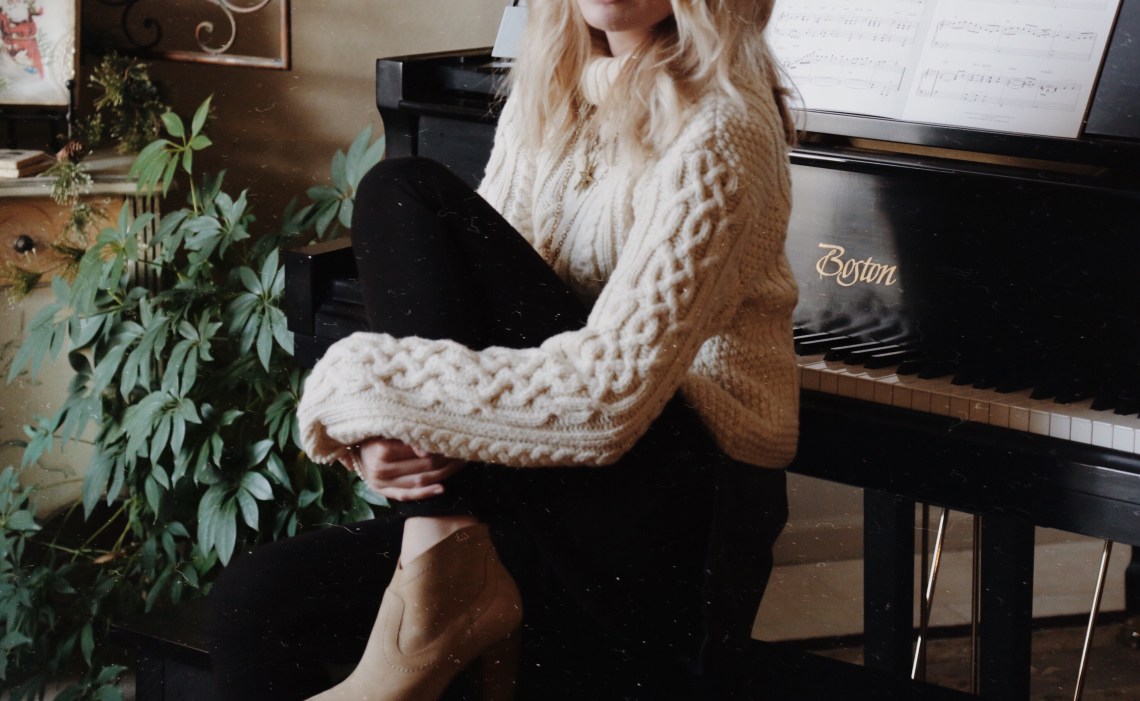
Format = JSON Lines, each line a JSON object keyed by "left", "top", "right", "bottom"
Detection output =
{"left": 355, "top": 156, "right": 454, "bottom": 203}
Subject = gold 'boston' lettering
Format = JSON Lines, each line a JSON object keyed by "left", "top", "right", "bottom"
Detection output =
{"left": 815, "top": 243, "right": 898, "bottom": 288}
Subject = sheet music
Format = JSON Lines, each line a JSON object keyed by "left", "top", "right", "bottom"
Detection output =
{"left": 768, "top": 0, "right": 1123, "bottom": 138}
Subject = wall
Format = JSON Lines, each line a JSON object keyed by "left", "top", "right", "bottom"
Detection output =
{"left": 79, "top": 0, "right": 510, "bottom": 224}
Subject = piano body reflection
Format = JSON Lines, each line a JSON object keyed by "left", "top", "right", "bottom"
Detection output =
{"left": 285, "top": 5, "right": 1140, "bottom": 696}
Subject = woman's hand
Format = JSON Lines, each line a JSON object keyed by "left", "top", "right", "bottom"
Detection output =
{"left": 341, "top": 439, "right": 466, "bottom": 501}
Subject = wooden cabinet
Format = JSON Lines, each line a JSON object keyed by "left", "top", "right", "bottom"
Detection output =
{"left": 1, "top": 156, "right": 155, "bottom": 517}
{"left": 1, "top": 156, "right": 149, "bottom": 281}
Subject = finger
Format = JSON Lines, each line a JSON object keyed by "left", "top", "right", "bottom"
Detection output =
{"left": 362, "top": 455, "right": 439, "bottom": 482}
{"left": 376, "top": 483, "right": 446, "bottom": 502}
{"left": 360, "top": 438, "right": 418, "bottom": 463}
{"left": 367, "top": 460, "right": 466, "bottom": 500}
{"left": 335, "top": 446, "right": 359, "bottom": 472}
{"left": 370, "top": 459, "right": 466, "bottom": 491}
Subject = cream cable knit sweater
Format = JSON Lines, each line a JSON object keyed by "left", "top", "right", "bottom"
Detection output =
{"left": 298, "top": 57, "right": 799, "bottom": 469}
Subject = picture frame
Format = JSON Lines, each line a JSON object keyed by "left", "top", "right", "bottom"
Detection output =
{"left": 85, "top": 0, "right": 291, "bottom": 71}
{"left": 0, "top": 0, "right": 79, "bottom": 109}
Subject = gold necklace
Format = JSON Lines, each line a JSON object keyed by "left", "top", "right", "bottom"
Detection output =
{"left": 575, "top": 107, "right": 600, "bottom": 192}
{"left": 577, "top": 141, "right": 599, "bottom": 192}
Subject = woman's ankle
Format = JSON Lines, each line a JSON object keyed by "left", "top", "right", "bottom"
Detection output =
{"left": 400, "top": 515, "right": 482, "bottom": 564}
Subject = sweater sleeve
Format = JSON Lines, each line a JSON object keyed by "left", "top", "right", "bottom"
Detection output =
{"left": 298, "top": 101, "right": 782, "bottom": 468}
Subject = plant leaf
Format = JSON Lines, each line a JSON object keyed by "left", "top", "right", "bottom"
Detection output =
{"left": 161, "top": 111, "right": 185, "bottom": 139}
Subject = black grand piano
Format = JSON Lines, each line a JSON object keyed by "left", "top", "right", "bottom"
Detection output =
{"left": 285, "top": 4, "right": 1140, "bottom": 698}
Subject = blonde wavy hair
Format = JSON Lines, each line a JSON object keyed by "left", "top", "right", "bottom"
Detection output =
{"left": 509, "top": 0, "right": 797, "bottom": 161}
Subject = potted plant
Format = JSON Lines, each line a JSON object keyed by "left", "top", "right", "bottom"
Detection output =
{"left": 0, "top": 57, "right": 385, "bottom": 700}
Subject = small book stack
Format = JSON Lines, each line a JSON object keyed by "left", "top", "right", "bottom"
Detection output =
{"left": 0, "top": 149, "right": 54, "bottom": 178}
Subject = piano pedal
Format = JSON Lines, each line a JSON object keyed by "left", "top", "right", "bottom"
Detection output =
{"left": 1119, "top": 616, "right": 1140, "bottom": 650}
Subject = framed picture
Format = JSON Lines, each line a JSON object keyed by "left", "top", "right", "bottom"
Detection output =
{"left": 0, "top": 0, "right": 78, "bottom": 108}
{"left": 85, "top": 0, "right": 291, "bottom": 70}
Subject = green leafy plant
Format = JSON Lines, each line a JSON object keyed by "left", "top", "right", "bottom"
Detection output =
{"left": 1, "top": 97, "right": 385, "bottom": 699}
{"left": 78, "top": 53, "right": 170, "bottom": 155}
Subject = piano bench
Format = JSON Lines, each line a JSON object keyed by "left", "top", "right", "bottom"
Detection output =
{"left": 111, "top": 597, "right": 217, "bottom": 701}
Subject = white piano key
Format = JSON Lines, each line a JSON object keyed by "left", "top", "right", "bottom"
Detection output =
{"left": 930, "top": 392, "right": 951, "bottom": 417}
{"left": 818, "top": 370, "right": 838, "bottom": 395}
{"left": 855, "top": 375, "right": 877, "bottom": 403}
{"left": 1049, "top": 413, "right": 1071, "bottom": 440}
{"left": 989, "top": 401, "right": 1010, "bottom": 428}
{"left": 1010, "top": 406, "right": 1031, "bottom": 432}
{"left": 1029, "top": 409, "right": 1051, "bottom": 436}
{"left": 892, "top": 384, "right": 912, "bottom": 408}
{"left": 873, "top": 375, "right": 897, "bottom": 405}
{"left": 1112, "top": 425, "right": 1134, "bottom": 453}
{"left": 912, "top": 389, "right": 932, "bottom": 413}
{"left": 949, "top": 394, "right": 971, "bottom": 421}
{"left": 1092, "top": 421, "right": 1114, "bottom": 448}
{"left": 1071, "top": 417, "right": 1092, "bottom": 444}
{"left": 947, "top": 384, "right": 992, "bottom": 424}
{"left": 801, "top": 366, "right": 821, "bottom": 392}
{"left": 969, "top": 398, "right": 991, "bottom": 424}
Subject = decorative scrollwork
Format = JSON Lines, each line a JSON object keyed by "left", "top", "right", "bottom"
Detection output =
{"left": 196, "top": 0, "right": 274, "bottom": 55}
{"left": 97, "top": 0, "right": 162, "bottom": 50}
{"left": 92, "top": 0, "right": 289, "bottom": 69}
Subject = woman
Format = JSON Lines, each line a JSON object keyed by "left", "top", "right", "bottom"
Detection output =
{"left": 208, "top": 1, "right": 798, "bottom": 699}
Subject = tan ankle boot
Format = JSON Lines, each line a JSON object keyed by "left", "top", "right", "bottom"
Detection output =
{"left": 306, "top": 524, "right": 523, "bottom": 701}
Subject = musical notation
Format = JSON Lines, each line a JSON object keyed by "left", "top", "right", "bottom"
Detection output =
{"left": 772, "top": 13, "right": 922, "bottom": 47}
{"left": 782, "top": 52, "right": 908, "bottom": 98}
{"left": 767, "top": 0, "right": 1122, "bottom": 138}
{"left": 931, "top": 20, "right": 1098, "bottom": 60}
{"left": 980, "top": 0, "right": 1110, "bottom": 10}
{"left": 914, "top": 69, "right": 1082, "bottom": 111}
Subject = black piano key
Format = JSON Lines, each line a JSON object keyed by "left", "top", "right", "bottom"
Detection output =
{"left": 1115, "top": 399, "right": 1140, "bottom": 416}
{"left": 796, "top": 334, "right": 857, "bottom": 355}
{"left": 911, "top": 359, "right": 957, "bottom": 379}
{"left": 995, "top": 374, "right": 1035, "bottom": 394}
{"left": 841, "top": 343, "right": 912, "bottom": 364}
{"left": 1030, "top": 382, "right": 1059, "bottom": 401}
{"left": 1091, "top": 393, "right": 1116, "bottom": 412}
{"left": 897, "top": 359, "right": 924, "bottom": 376}
{"left": 819, "top": 315, "right": 853, "bottom": 333}
{"left": 863, "top": 349, "right": 924, "bottom": 370}
{"left": 1114, "top": 391, "right": 1140, "bottom": 416}
{"left": 1054, "top": 380, "right": 1095, "bottom": 404}
{"left": 951, "top": 368, "right": 982, "bottom": 387}
{"left": 824, "top": 340, "right": 887, "bottom": 362}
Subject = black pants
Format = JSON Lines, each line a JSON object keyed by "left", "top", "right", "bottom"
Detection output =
{"left": 208, "top": 158, "right": 788, "bottom": 700}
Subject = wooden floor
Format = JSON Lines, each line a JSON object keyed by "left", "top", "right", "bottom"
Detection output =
{"left": 804, "top": 616, "right": 1140, "bottom": 700}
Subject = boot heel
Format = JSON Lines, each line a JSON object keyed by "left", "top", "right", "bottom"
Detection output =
{"left": 476, "top": 628, "right": 521, "bottom": 701}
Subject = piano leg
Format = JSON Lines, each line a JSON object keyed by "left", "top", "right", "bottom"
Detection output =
{"left": 863, "top": 490, "right": 916, "bottom": 676}
{"left": 978, "top": 514, "right": 1035, "bottom": 700}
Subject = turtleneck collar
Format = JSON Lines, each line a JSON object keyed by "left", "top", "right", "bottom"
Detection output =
{"left": 580, "top": 54, "right": 630, "bottom": 106}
